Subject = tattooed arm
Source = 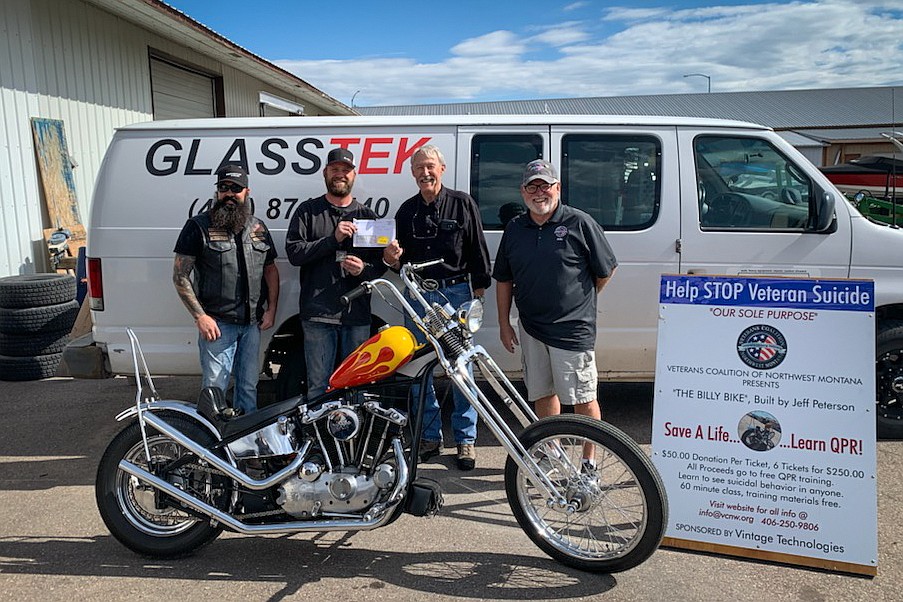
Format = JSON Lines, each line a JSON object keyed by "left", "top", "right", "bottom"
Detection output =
{"left": 173, "top": 253, "right": 220, "bottom": 341}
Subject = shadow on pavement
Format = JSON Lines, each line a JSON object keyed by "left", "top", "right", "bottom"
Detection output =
{"left": 0, "top": 533, "right": 617, "bottom": 600}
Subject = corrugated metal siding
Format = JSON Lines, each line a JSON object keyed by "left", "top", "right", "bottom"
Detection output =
{"left": 359, "top": 87, "right": 903, "bottom": 129}
{"left": 224, "top": 67, "right": 321, "bottom": 117}
{"left": 0, "top": 0, "right": 314, "bottom": 276}
{"left": 0, "top": 1, "right": 44, "bottom": 276}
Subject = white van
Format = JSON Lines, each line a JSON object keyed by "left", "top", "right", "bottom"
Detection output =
{"left": 86, "top": 115, "right": 903, "bottom": 438}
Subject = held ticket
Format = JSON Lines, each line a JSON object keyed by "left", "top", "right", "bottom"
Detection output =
{"left": 353, "top": 219, "right": 395, "bottom": 247}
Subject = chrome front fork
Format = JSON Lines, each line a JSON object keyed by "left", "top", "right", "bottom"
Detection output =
{"left": 444, "top": 345, "right": 573, "bottom": 506}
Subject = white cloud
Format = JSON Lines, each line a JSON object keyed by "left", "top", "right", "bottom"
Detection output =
{"left": 275, "top": 0, "right": 903, "bottom": 106}
{"left": 450, "top": 30, "right": 527, "bottom": 56}
{"left": 530, "top": 22, "right": 591, "bottom": 47}
{"left": 563, "top": 1, "right": 590, "bottom": 11}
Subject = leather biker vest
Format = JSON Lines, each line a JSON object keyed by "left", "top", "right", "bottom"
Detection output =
{"left": 192, "top": 213, "right": 270, "bottom": 323}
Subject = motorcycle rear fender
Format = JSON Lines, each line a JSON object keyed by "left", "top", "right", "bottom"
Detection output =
{"left": 115, "top": 400, "right": 222, "bottom": 442}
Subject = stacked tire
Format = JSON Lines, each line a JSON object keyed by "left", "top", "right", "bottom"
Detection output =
{"left": 0, "top": 274, "right": 79, "bottom": 381}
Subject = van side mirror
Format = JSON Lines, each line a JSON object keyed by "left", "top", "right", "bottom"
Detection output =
{"left": 809, "top": 187, "right": 836, "bottom": 232}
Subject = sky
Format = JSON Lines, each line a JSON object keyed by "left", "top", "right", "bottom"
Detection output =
{"left": 164, "top": 0, "right": 903, "bottom": 107}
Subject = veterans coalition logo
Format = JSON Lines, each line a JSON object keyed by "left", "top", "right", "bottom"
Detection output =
{"left": 736, "top": 324, "right": 787, "bottom": 370}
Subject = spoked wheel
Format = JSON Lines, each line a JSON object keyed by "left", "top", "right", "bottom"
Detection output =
{"left": 95, "top": 415, "right": 230, "bottom": 557}
{"left": 505, "top": 415, "right": 667, "bottom": 573}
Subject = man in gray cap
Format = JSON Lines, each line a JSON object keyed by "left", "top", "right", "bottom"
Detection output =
{"left": 173, "top": 164, "right": 279, "bottom": 415}
{"left": 492, "top": 159, "right": 618, "bottom": 469}
{"left": 285, "top": 148, "right": 402, "bottom": 399}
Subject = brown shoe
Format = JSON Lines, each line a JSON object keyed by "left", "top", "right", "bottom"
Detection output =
{"left": 420, "top": 439, "right": 441, "bottom": 461}
{"left": 456, "top": 444, "right": 476, "bottom": 471}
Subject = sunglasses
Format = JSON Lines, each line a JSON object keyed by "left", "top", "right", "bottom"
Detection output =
{"left": 523, "top": 182, "right": 555, "bottom": 194}
{"left": 217, "top": 182, "right": 245, "bottom": 193}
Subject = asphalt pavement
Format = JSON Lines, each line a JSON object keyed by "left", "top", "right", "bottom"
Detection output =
{"left": 0, "top": 375, "right": 899, "bottom": 601}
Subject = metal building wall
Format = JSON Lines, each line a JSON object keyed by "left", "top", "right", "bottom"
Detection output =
{"left": 0, "top": 0, "right": 313, "bottom": 277}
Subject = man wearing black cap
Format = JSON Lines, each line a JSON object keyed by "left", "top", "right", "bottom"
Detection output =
{"left": 173, "top": 164, "right": 279, "bottom": 415}
{"left": 285, "top": 148, "right": 402, "bottom": 398}
{"left": 493, "top": 159, "right": 618, "bottom": 471}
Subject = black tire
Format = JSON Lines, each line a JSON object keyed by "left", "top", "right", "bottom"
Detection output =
{"left": 95, "top": 415, "right": 229, "bottom": 558}
{"left": 0, "top": 274, "right": 75, "bottom": 308}
{"left": 741, "top": 429, "right": 772, "bottom": 452}
{"left": 0, "top": 352, "right": 62, "bottom": 381}
{"left": 0, "top": 329, "right": 69, "bottom": 357}
{"left": 876, "top": 320, "right": 903, "bottom": 439}
{"left": 505, "top": 415, "right": 667, "bottom": 573}
{"left": 0, "top": 299, "right": 79, "bottom": 334}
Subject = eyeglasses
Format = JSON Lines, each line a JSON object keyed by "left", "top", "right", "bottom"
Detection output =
{"left": 217, "top": 182, "right": 245, "bottom": 193}
{"left": 523, "top": 182, "right": 555, "bottom": 194}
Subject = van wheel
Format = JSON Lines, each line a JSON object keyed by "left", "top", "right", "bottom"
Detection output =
{"left": 876, "top": 320, "right": 903, "bottom": 439}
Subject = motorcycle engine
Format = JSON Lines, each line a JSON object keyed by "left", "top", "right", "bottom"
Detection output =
{"left": 276, "top": 396, "right": 408, "bottom": 519}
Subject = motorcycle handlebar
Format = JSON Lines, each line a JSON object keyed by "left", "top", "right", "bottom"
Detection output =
{"left": 405, "top": 258, "right": 444, "bottom": 272}
{"left": 340, "top": 283, "right": 371, "bottom": 306}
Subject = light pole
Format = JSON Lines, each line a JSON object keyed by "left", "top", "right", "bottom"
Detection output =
{"left": 683, "top": 73, "right": 711, "bottom": 93}
{"left": 351, "top": 90, "right": 360, "bottom": 108}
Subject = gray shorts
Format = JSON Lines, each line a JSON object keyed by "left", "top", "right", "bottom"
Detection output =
{"left": 518, "top": 324, "right": 598, "bottom": 405}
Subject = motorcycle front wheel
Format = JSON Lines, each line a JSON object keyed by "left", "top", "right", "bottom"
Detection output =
{"left": 95, "top": 414, "right": 229, "bottom": 557}
{"left": 505, "top": 415, "right": 667, "bottom": 573}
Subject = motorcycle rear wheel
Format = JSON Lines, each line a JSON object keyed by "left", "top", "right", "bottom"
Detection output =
{"left": 95, "top": 415, "right": 229, "bottom": 557}
{"left": 505, "top": 415, "right": 667, "bottom": 573}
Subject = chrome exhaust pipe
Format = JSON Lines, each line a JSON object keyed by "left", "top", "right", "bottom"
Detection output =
{"left": 118, "top": 439, "right": 409, "bottom": 535}
{"left": 141, "top": 411, "right": 310, "bottom": 491}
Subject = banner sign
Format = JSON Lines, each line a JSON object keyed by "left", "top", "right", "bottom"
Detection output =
{"left": 652, "top": 275, "right": 877, "bottom": 575}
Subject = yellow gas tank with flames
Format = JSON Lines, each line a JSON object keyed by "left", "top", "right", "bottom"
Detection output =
{"left": 328, "top": 326, "right": 418, "bottom": 390}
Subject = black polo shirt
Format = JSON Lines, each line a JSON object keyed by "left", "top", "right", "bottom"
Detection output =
{"left": 492, "top": 202, "right": 618, "bottom": 351}
{"left": 395, "top": 186, "right": 491, "bottom": 291}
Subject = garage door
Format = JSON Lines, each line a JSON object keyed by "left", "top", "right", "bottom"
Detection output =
{"left": 150, "top": 57, "right": 215, "bottom": 120}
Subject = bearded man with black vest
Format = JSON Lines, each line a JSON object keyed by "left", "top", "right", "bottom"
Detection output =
{"left": 173, "top": 164, "right": 279, "bottom": 415}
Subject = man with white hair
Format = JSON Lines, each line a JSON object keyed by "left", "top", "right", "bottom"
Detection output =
{"left": 389, "top": 145, "right": 491, "bottom": 471}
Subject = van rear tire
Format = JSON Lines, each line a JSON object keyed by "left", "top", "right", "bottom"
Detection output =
{"left": 876, "top": 320, "right": 903, "bottom": 439}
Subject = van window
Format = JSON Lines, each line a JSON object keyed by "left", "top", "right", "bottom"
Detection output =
{"left": 470, "top": 134, "right": 543, "bottom": 230}
{"left": 561, "top": 135, "right": 660, "bottom": 230}
{"left": 694, "top": 136, "right": 812, "bottom": 229}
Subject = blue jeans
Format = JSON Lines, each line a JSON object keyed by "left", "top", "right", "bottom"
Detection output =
{"left": 303, "top": 320, "right": 371, "bottom": 399}
{"left": 405, "top": 282, "right": 478, "bottom": 445}
{"left": 198, "top": 321, "right": 260, "bottom": 414}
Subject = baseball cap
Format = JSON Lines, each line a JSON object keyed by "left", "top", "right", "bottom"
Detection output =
{"left": 326, "top": 147, "right": 356, "bottom": 169}
{"left": 522, "top": 159, "right": 559, "bottom": 186}
{"left": 216, "top": 164, "right": 248, "bottom": 188}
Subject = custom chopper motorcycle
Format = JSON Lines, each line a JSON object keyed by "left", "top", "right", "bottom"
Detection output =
{"left": 95, "top": 260, "right": 668, "bottom": 573}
